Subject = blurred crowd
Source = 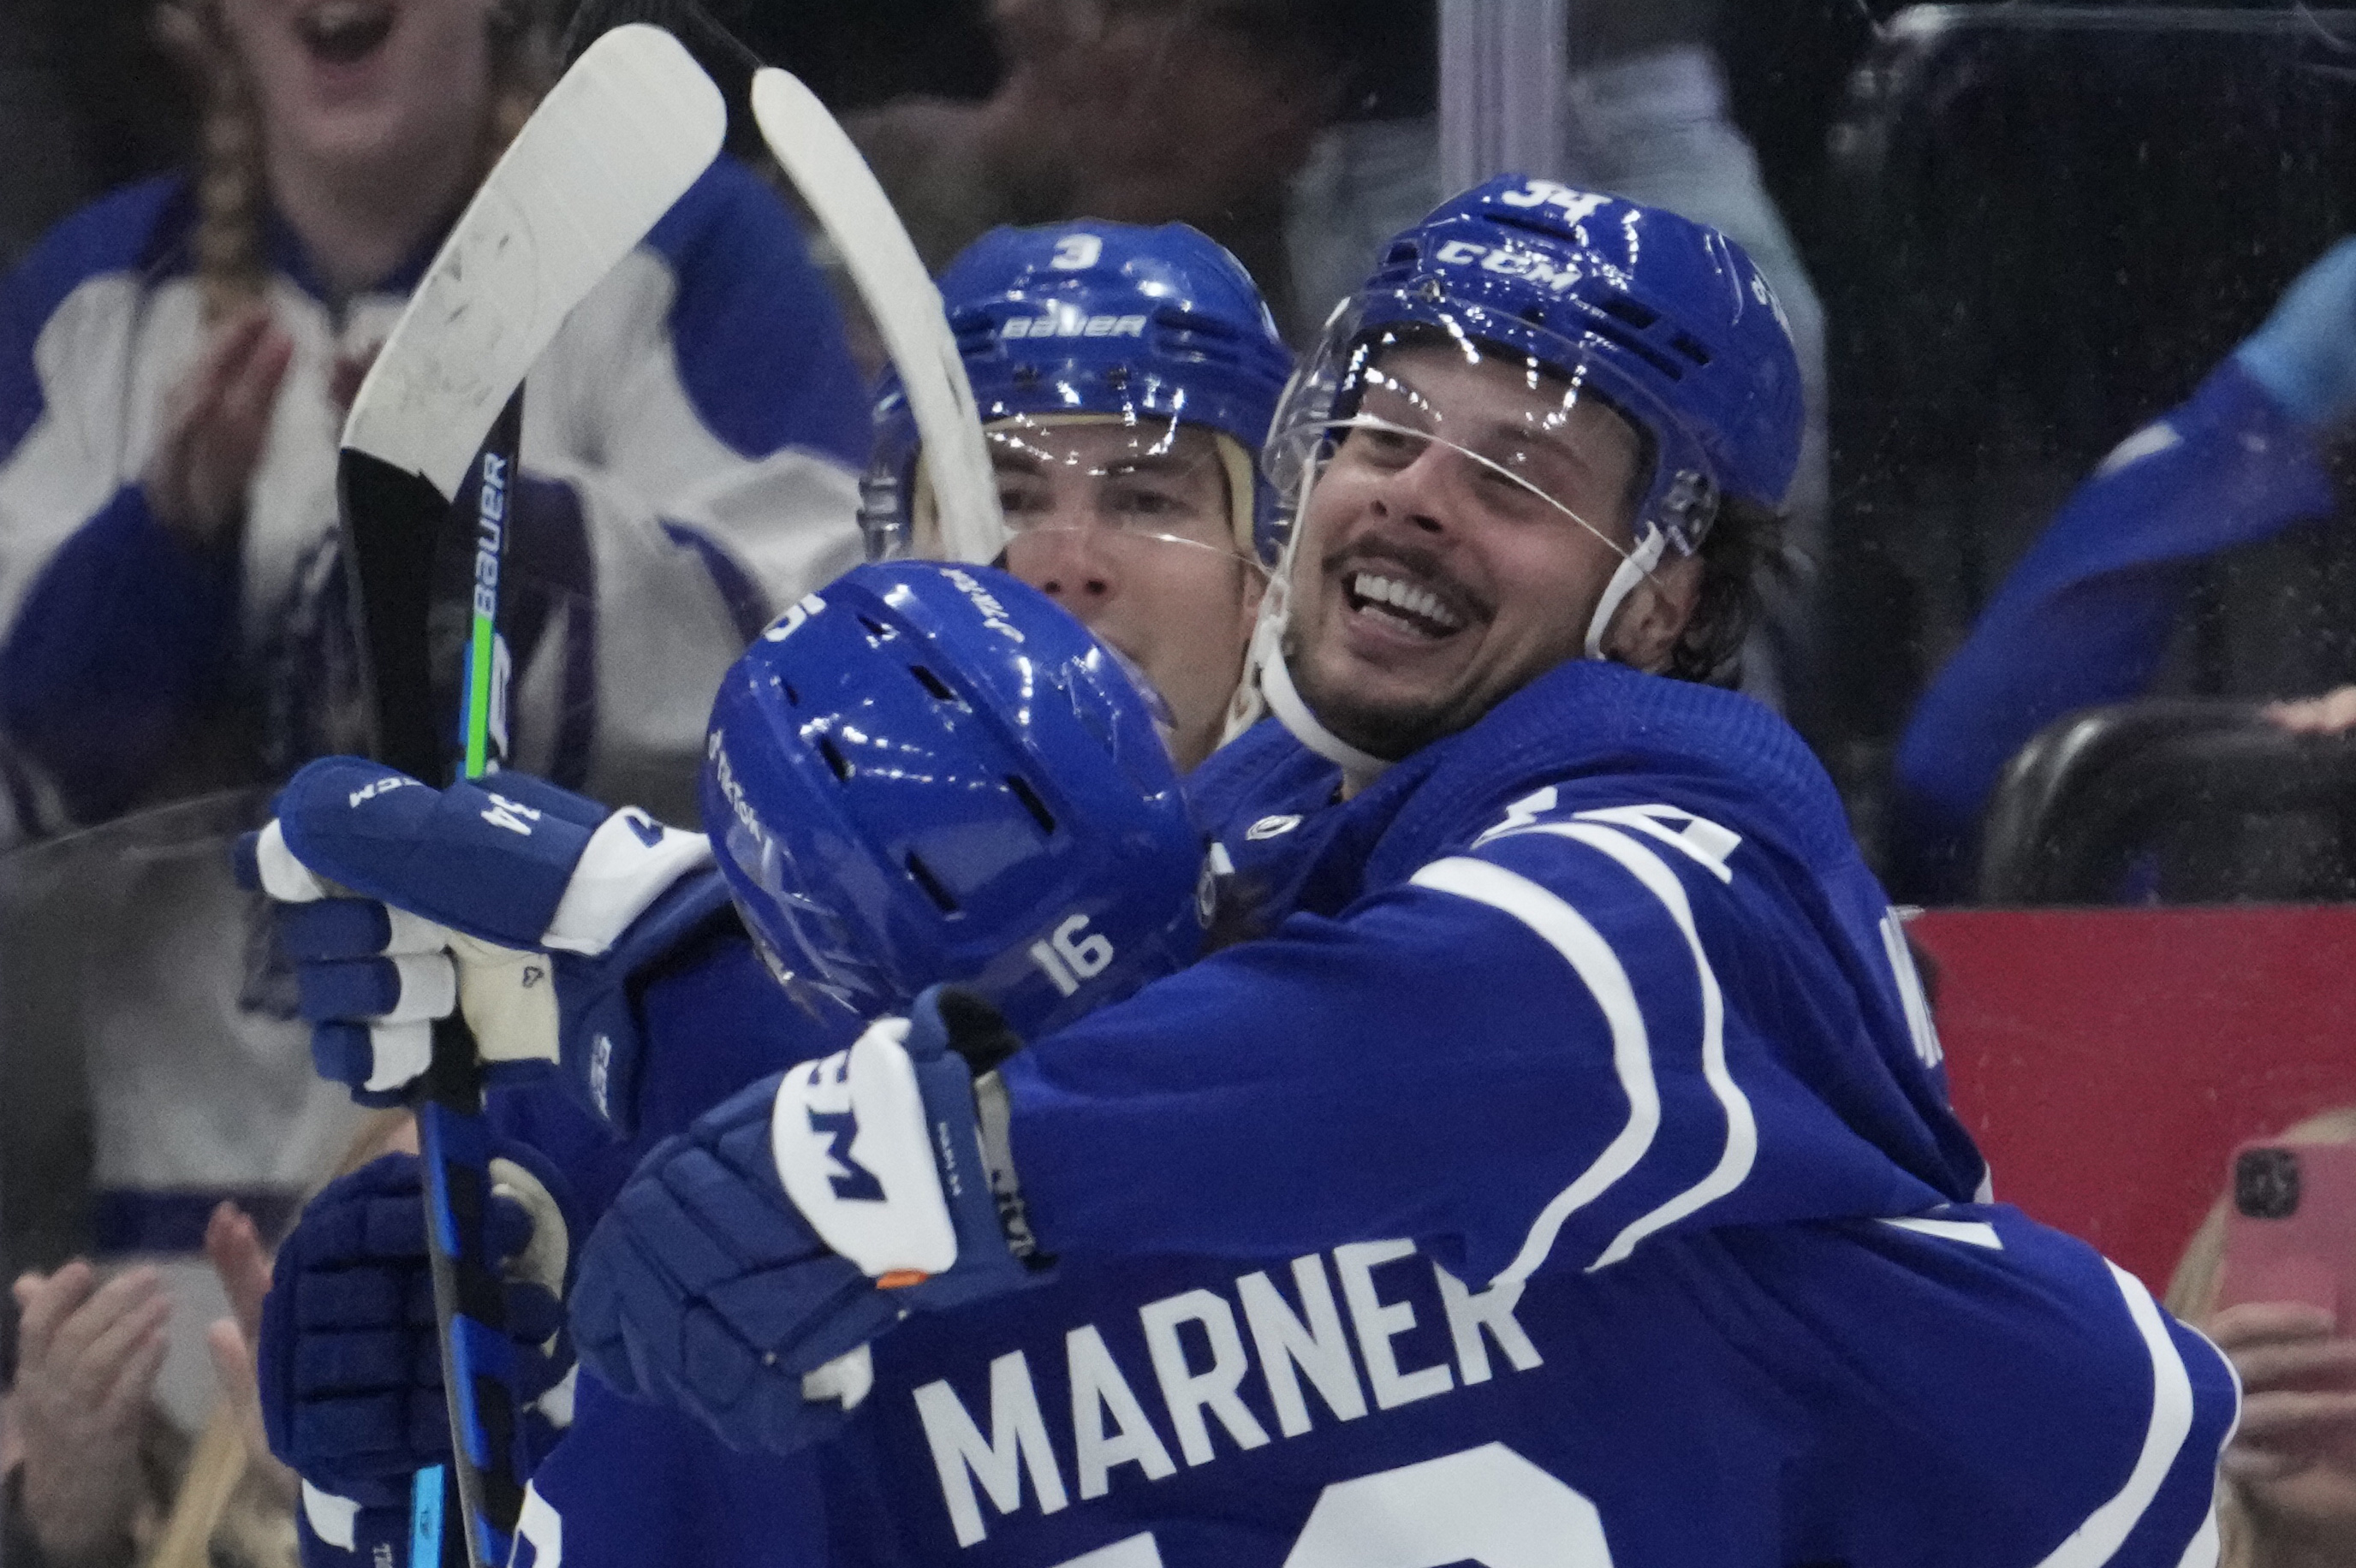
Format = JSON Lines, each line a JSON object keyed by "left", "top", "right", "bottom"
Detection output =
{"left": 9, "top": 0, "right": 2356, "bottom": 1564}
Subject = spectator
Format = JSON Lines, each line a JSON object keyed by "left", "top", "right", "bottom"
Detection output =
{"left": 1, "top": 1112, "right": 409, "bottom": 1568}
{"left": 0, "top": 0, "right": 870, "bottom": 839}
{"left": 2167, "top": 1108, "right": 2356, "bottom": 1568}
{"left": 850, "top": 0, "right": 1352, "bottom": 334}
{"left": 1892, "top": 238, "right": 2356, "bottom": 900}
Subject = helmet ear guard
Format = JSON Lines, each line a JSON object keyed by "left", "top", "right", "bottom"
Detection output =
{"left": 1651, "top": 468, "right": 1720, "bottom": 557}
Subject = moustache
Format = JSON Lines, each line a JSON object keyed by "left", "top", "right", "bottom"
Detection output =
{"left": 1319, "top": 538, "right": 1491, "bottom": 625}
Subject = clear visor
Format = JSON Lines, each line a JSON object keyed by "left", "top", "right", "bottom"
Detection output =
{"left": 1264, "top": 294, "right": 1687, "bottom": 583}
{"left": 916, "top": 413, "right": 1263, "bottom": 573}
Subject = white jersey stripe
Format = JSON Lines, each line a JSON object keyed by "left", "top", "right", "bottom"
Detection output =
{"left": 1878, "top": 1215, "right": 2004, "bottom": 1249}
{"left": 1408, "top": 857, "right": 1660, "bottom": 1286}
{"left": 1520, "top": 823, "right": 1760, "bottom": 1268}
{"left": 2032, "top": 1262, "right": 2198, "bottom": 1568}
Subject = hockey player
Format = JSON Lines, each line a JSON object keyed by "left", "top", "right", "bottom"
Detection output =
{"left": 241, "top": 559, "right": 1205, "bottom": 1562}
{"left": 872, "top": 218, "right": 1292, "bottom": 769}
{"left": 252, "top": 180, "right": 2240, "bottom": 1565}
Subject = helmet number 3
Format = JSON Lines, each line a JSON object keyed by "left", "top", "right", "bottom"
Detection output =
{"left": 1050, "top": 233, "right": 1104, "bottom": 270}
{"left": 1030, "top": 913, "right": 1116, "bottom": 996}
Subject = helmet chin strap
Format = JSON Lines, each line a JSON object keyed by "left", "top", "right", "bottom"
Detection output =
{"left": 1582, "top": 526, "right": 1669, "bottom": 661}
{"left": 1262, "top": 636, "right": 1394, "bottom": 783}
{"left": 1249, "top": 571, "right": 1394, "bottom": 783}
{"left": 1248, "top": 439, "right": 1674, "bottom": 784}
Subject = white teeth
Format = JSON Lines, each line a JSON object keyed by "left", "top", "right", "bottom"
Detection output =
{"left": 1349, "top": 571, "right": 1465, "bottom": 633}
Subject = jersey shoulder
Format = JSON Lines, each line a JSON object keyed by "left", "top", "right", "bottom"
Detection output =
{"left": 1723, "top": 1207, "right": 2234, "bottom": 1567}
{"left": 3, "top": 175, "right": 193, "bottom": 454}
{"left": 1187, "top": 719, "right": 1340, "bottom": 843}
{"left": 1376, "top": 661, "right": 1856, "bottom": 882}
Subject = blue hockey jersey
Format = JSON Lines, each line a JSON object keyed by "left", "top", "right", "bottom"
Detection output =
{"left": 520, "top": 659, "right": 2234, "bottom": 1568}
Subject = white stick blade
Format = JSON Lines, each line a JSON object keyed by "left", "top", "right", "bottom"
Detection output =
{"left": 749, "top": 67, "right": 1006, "bottom": 565}
{"left": 343, "top": 24, "right": 727, "bottom": 499}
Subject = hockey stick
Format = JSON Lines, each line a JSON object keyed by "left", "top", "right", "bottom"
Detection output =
{"left": 747, "top": 68, "right": 1005, "bottom": 564}
{"left": 564, "top": 0, "right": 1007, "bottom": 561}
{"left": 336, "top": 26, "right": 724, "bottom": 1567}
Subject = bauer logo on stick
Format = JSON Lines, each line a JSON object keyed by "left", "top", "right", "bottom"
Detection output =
{"left": 472, "top": 451, "right": 508, "bottom": 618}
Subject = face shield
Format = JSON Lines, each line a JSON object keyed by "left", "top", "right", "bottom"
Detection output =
{"left": 905, "top": 412, "right": 1266, "bottom": 579}
{"left": 1248, "top": 291, "right": 1714, "bottom": 776}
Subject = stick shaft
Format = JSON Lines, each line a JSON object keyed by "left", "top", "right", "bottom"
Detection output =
{"left": 424, "top": 389, "right": 527, "bottom": 1568}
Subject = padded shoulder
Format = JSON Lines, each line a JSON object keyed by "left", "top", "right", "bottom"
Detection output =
{"left": 1375, "top": 661, "right": 1856, "bottom": 880}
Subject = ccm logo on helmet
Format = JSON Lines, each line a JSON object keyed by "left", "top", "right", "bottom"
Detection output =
{"left": 1432, "top": 240, "right": 1597, "bottom": 295}
{"left": 763, "top": 592, "right": 826, "bottom": 642}
{"left": 1002, "top": 312, "right": 1147, "bottom": 341}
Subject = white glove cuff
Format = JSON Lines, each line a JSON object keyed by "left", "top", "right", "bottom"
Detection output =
{"left": 770, "top": 1018, "right": 957, "bottom": 1279}
{"left": 542, "top": 811, "right": 713, "bottom": 956}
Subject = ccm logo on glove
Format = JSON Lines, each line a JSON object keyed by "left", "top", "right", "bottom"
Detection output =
{"left": 771, "top": 1019, "right": 961, "bottom": 1280}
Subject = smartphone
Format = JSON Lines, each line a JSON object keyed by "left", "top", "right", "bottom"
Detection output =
{"left": 2216, "top": 1140, "right": 2356, "bottom": 1327}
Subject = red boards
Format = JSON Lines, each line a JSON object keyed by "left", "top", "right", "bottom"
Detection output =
{"left": 1910, "top": 906, "right": 2356, "bottom": 1291}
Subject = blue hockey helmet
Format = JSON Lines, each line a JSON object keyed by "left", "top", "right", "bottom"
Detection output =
{"left": 867, "top": 221, "right": 1295, "bottom": 564}
{"left": 700, "top": 561, "right": 1205, "bottom": 1039}
{"left": 1250, "top": 176, "right": 1808, "bottom": 778}
{"left": 1268, "top": 175, "right": 1805, "bottom": 554}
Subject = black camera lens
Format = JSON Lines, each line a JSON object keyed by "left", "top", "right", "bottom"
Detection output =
{"left": 2236, "top": 1147, "right": 2303, "bottom": 1221}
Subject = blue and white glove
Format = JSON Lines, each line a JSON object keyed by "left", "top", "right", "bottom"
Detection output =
{"left": 258, "top": 1145, "right": 580, "bottom": 1552}
{"left": 2234, "top": 235, "right": 2356, "bottom": 429}
{"left": 234, "top": 757, "right": 730, "bottom": 1134}
{"left": 570, "top": 987, "right": 1039, "bottom": 1452}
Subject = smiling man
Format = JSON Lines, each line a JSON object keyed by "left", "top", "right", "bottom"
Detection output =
{"left": 1246, "top": 184, "right": 1791, "bottom": 786}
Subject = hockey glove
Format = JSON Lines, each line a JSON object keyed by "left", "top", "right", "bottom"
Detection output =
{"left": 570, "top": 987, "right": 1038, "bottom": 1452}
{"left": 258, "top": 1144, "right": 579, "bottom": 1506}
{"left": 234, "top": 756, "right": 730, "bottom": 1134}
